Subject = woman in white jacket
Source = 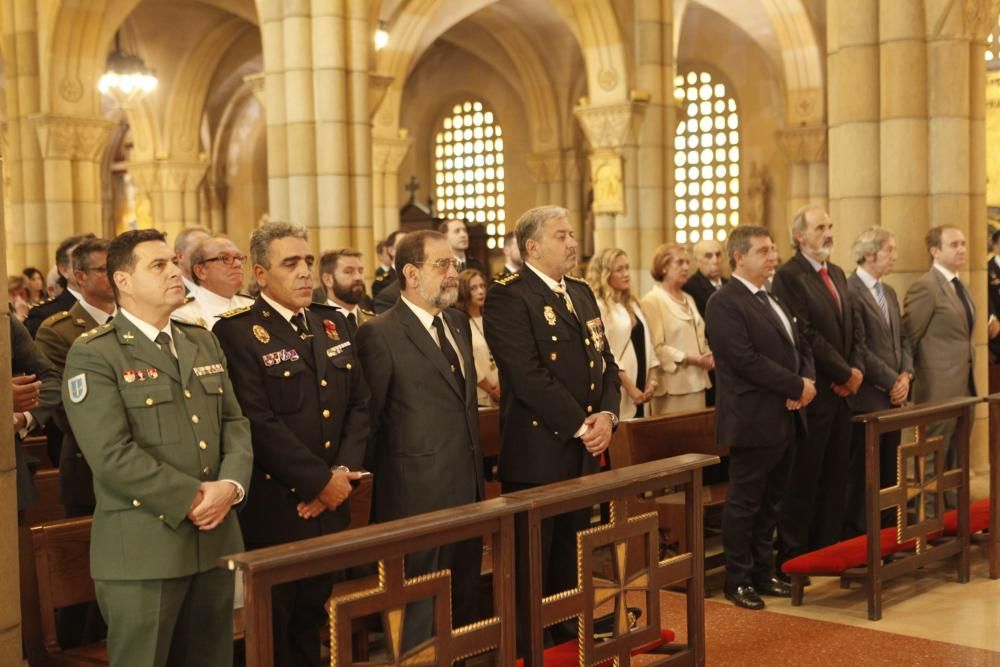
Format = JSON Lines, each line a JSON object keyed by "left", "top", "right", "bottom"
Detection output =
{"left": 587, "top": 248, "right": 659, "bottom": 419}
{"left": 640, "top": 243, "right": 714, "bottom": 415}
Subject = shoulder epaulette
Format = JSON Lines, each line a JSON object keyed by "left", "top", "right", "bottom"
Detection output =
{"left": 310, "top": 301, "right": 338, "bottom": 312}
{"left": 494, "top": 272, "right": 521, "bottom": 286}
{"left": 172, "top": 318, "right": 204, "bottom": 329}
{"left": 29, "top": 295, "right": 56, "bottom": 310}
{"left": 565, "top": 274, "right": 587, "bottom": 284}
{"left": 79, "top": 322, "right": 114, "bottom": 342}
{"left": 360, "top": 307, "right": 375, "bottom": 317}
{"left": 40, "top": 310, "right": 71, "bottom": 328}
{"left": 218, "top": 305, "right": 252, "bottom": 319}
{"left": 373, "top": 273, "right": 388, "bottom": 283}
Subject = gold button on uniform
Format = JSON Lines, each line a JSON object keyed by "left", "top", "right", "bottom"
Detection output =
{"left": 585, "top": 338, "right": 591, "bottom": 346}
{"left": 590, "top": 383, "right": 595, "bottom": 390}
{"left": 283, "top": 370, "right": 291, "bottom": 377}
{"left": 550, "top": 353, "right": 558, "bottom": 361}
{"left": 191, "top": 415, "right": 200, "bottom": 424}
{"left": 531, "top": 420, "right": 539, "bottom": 427}
{"left": 320, "top": 379, "right": 328, "bottom": 387}
{"left": 322, "top": 409, "right": 331, "bottom": 418}
{"left": 346, "top": 363, "right": 352, "bottom": 370}
{"left": 202, "top": 466, "right": 211, "bottom": 476}
{"left": 587, "top": 405, "right": 593, "bottom": 413}
{"left": 551, "top": 335, "right": 557, "bottom": 342}
{"left": 199, "top": 440, "right": 207, "bottom": 450}
{"left": 132, "top": 499, "right": 141, "bottom": 507}
{"left": 264, "top": 473, "right": 272, "bottom": 480}
{"left": 184, "top": 389, "right": 192, "bottom": 398}
{"left": 158, "top": 514, "right": 165, "bottom": 521}
{"left": 324, "top": 441, "right": 332, "bottom": 449}
{"left": 145, "top": 398, "right": 153, "bottom": 406}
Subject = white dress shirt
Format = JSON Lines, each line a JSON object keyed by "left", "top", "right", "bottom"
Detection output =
{"left": 77, "top": 296, "right": 115, "bottom": 326}
{"left": 732, "top": 274, "right": 795, "bottom": 342}
{"left": 172, "top": 286, "right": 253, "bottom": 330}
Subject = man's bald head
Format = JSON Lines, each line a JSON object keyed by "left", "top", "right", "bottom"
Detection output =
{"left": 692, "top": 238, "right": 724, "bottom": 281}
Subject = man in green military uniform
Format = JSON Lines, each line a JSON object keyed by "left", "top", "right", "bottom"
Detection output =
{"left": 62, "top": 229, "right": 253, "bottom": 667}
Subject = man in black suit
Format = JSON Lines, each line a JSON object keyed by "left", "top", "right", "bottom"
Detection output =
{"left": 987, "top": 228, "right": 1000, "bottom": 363}
{"left": 494, "top": 229, "right": 523, "bottom": 281}
{"left": 684, "top": 238, "right": 727, "bottom": 406}
{"left": 440, "top": 219, "right": 487, "bottom": 274}
{"left": 25, "top": 233, "right": 95, "bottom": 337}
{"left": 483, "top": 205, "right": 620, "bottom": 646}
{"left": 355, "top": 229, "right": 484, "bottom": 649}
{"left": 707, "top": 225, "right": 815, "bottom": 610}
{"left": 371, "top": 230, "right": 405, "bottom": 298}
{"left": 773, "top": 205, "right": 865, "bottom": 571}
{"left": 213, "top": 222, "right": 369, "bottom": 667}
{"left": 844, "top": 228, "right": 913, "bottom": 534}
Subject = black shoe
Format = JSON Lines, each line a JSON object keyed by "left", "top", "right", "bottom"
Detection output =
{"left": 724, "top": 585, "right": 765, "bottom": 610}
{"left": 775, "top": 570, "right": 810, "bottom": 587}
{"left": 752, "top": 576, "right": 792, "bottom": 597}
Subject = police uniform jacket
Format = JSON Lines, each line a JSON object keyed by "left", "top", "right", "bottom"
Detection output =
{"left": 24, "top": 289, "right": 76, "bottom": 337}
{"left": 483, "top": 267, "right": 621, "bottom": 485}
{"left": 35, "top": 302, "right": 104, "bottom": 507}
{"left": 61, "top": 314, "right": 253, "bottom": 581}
{"left": 213, "top": 299, "right": 370, "bottom": 547}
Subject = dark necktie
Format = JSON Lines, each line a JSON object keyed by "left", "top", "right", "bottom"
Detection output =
{"left": 346, "top": 311, "right": 358, "bottom": 337}
{"left": 756, "top": 290, "right": 792, "bottom": 343}
{"left": 105, "top": 315, "right": 113, "bottom": 324}
{"left": 951, "top": 277, "right": 974, "bottom": 332}
{"left": 290, "top": 312, "right": 310, "bottom": 339}
{"left": 431, "top": 315, "right": 465, "bottom": 389}
{"left": 154, "top": 331, "right": 179, "bottom": 372}
{"left": 818, "top": 265, "right": 841, "bottom": 311}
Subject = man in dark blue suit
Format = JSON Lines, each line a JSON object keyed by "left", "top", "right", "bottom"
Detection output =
{"left": 707, "top": 225, "right": 815, "bottom": 610}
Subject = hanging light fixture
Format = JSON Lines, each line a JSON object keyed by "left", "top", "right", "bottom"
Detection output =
{"left": 374, "top": 21, "right": 390, "bottom": 51}
{"left": 98, "top": 32, "right": 158, "bottom": 105}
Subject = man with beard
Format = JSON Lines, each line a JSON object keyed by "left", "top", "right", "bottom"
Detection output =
{"left": 318, "top": 248, "right": 375, "bottom": 336}
{"left": 772, "top": 205, "right": 865, "bottom": 576}
{"left": 171, "top": 236, "right": 253, "bottom": 330}
{"left": 213, "top": 222, "right": 369, "bottom": 667}
{"left": 483, "top": 205, "right": 620, "bottom": 651}
{"left": 355, "top": 230, "right": 485, "bottom": 651}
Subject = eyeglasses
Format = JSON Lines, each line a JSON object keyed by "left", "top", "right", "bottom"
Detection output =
{"left": 414, "top": 258, "right": 460, "bottom": 272}
{"left": 201, "top": 254, "right": 247, "bottom": 267}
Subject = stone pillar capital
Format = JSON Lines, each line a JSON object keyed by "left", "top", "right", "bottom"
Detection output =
{"left": 573, "top": 99, "right": 647, "bottom": 151}
{"left": 129, "top": 159, "right": 208, "bottom": 192}
{"left": 243, "top": 73, "right": 266, "bottom": 108}
{"left": 30, "top": 114, "right": 114, "bottom": 161}
{"left": 963, "top": 0, "right": 1000, "bottom": 40}
{"left": 526, "top": 150, "right": 563, "bottom": 182}
{"left": 369, "top": 73, "right": 395, "bottom": 119}
{"left": 777, "top": 126, "right": 828, "bottom": 164}
{"left": 372, "top": 132, "right": 412, "bottom": 173}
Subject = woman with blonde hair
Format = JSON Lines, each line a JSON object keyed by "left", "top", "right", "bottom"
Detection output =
{"left": 455, "top": 268, "right": 500, "bottom": 407}
{"left": 587, "top": 248, "right": 658, "bottom": 419}
{"left": 640, "top": 243, "right": 714, "bottom": 415}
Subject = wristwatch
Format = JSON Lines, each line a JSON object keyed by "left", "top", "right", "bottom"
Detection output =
{"left": 603, "top": 411, "right": 620, "bottom": 431}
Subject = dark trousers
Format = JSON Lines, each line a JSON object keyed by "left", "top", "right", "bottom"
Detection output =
{"left": 722, "top": 441, "right": 793, "bottom": 592}
{"left": 402, "top": 538, "right": 483, "bottom": 650}
{"left": 844, "top": 423, "right": 902, "bottom": 536}
{"left": 265, "top": 566, "right": 335, "bottom": 667}
{"left": 777, "top": 389, "right": 852, "bottom": 565}
{"left": 503, "top": 480, "right": 590, "bottom": 653}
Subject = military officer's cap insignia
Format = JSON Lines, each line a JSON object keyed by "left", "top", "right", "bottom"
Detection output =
{"left": 261, "top": 309, "right": 271, "bottom": 318}
{"left": 543, "top": 305, "right": 557, "bottom": 326}
{"left": 68, "top": 373, "right": 87, "bottom": 403}
{"left": 74, "top": 318, "right": 86, "bottom": 326}
{"left": 323, "top": 319, "right": 340, "bottom": 341}
{"left": 122, "top": 331, "right": 135, "bottom": 340}
{"left": 123, "top": 370, "right": 136, "bottom": 383}
{"left": 253, "top": 324, "right": 271, "bottom": 344}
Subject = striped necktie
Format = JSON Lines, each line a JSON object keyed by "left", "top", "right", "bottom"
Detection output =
{"left": 874, "top": 281, "right": 890, "bottom": 326}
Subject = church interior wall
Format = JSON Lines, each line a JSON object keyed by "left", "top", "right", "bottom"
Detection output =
{"left": 677, "top": 2, "right": 792, "bottom": 257}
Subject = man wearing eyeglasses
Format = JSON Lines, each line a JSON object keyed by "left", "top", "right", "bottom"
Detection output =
{"left": 171, "top": 236, "right": 253, "bottom": 330}
{"left": 355, "top": 229, "right": 485, "bottom": 651}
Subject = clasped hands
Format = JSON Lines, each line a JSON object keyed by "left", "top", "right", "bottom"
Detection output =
{"left": 785, "top": 377, "right": 817, "bottom": 411}
{"left": 581, "top": 412, "right": 613, "bottom": 458}
{"left": 187, "top": 480, "right": 238, "bottom": 531}
{"left": 830, "top": 367, "right": 863, "bottom": 398}
{"left": 296, "top": 468, "right": 366, "bottom": 520}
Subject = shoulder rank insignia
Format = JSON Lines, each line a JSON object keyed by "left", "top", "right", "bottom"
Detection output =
{"left": 219, "top": 304, "right": 252, "bottom": 319}
{"left": 360, "top": 307, "right": 375, "bottom": 317}
{"left": 495, "top": 272, "right": 521, "bottom": 286}
{"left": 564, "top": 274, "right": 587, "bottom": 284}
{"left": 40, "top": 310, "right": 71, "bottom": 328}
{"left": 80, "top": 322, "right": 114, "bottom": 341}
{"left": 253, "top": 324, "right": 270, "bottom": 344}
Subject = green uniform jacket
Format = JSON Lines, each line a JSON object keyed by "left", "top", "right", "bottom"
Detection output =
{"left": 62, "top": 313, "right": 253, "bottom": 581}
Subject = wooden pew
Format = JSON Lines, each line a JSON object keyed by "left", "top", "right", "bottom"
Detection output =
{"left": 609, "top": 409, "right": 728, "bottom": 562}
{"left": 24, "top": 468, "right": 65, "bottom": 526}
{"left": 23, "top": 434, "right": 53, "bottom": 470}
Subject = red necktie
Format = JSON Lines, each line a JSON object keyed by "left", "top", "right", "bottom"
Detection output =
{"left": 818, "top": 266, "right": 841, "bottom": 310}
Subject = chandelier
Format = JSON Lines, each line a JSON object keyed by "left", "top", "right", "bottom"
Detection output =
{"left": 98, "top": 32, "right": 157, "bottom": 105}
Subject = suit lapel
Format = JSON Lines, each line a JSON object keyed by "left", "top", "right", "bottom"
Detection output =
{"left": 796, "top": 253, "right": 842, "bottom": 320}
{"left": 738, "top": 282, "right": 794, "bottom": 346}
{"left": 443, "top": 309, "right": 476, "bottom": 403}
{"left": 523, "top": 268, "right": 580, "bottom": 331}
{"left": 851, "top": 274, "right": 892, "bottom": 338}
{"left": 931, "top": 269, "right": 972, "bottom": 334}
{"left": 395, "top": 303, "right": 464, "bottom": 399}
{"left": 172, "top": 324, "right": 197, "bottom": 388}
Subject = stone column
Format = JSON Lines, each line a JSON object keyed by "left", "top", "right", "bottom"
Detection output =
{"left": 827, "top": 0, "right": 881, "bottom": 268}
{"left": 371, "top": 132, "right": 412, "bottom": 261}
{"left": 526, "top": 150, "right": 566, "bottom": 208}
{"left": 634, "top": 0, "right": 675, "bottom": 295}
{"left": 562, "top": 148, "right": 584, "bottom": 245}
{"left": 574, "top": 100, "right": 647, "bottom": 269}
{"left": 128, "top": 160, "right": 208, "bottom": 240}
{"left": 31, "top": 114, "right": 114, "bottom": 248}
{"left": 260, "top": 1, "right": 371, "bottom": 254}
{"left": 2, "top": 0, "right": 45, "bottom": 272}
{"left": 777, "top": 126, "right": 828, "bottom": 252}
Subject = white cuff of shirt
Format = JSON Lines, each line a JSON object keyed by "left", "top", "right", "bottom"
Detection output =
{"left": 221, "top": 479, "right": 246, "bottom": 505}
{"left": 574, "top": 422, "right": 589, "bottom": 438}
{"left": 17, "top": 411, "right": 35, "bottom": 440}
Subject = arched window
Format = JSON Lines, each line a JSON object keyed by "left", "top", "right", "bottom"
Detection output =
{"left": 672, "top": 71, "right": 740, "bottom": 245}
{"left": 434, "top": 100, "right": 507, "bottom": 249}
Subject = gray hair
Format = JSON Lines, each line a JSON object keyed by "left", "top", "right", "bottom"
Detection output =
{"left": 789, "top": 204, "right": 825, "bottom": 250}
{"left": 852, "top": 227, "right": 893, "bottom": 265}
{"left": 249, "top": 222, "right": 308, "bottom": 268}
{"left": 727, "top": 224, "right": 771, "bottom": 270}
{"left": 174, "top": 226, "right": 210, "bottom": 255}
{"left": 515, "top": 205, "right": 569, "bottom": 258}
